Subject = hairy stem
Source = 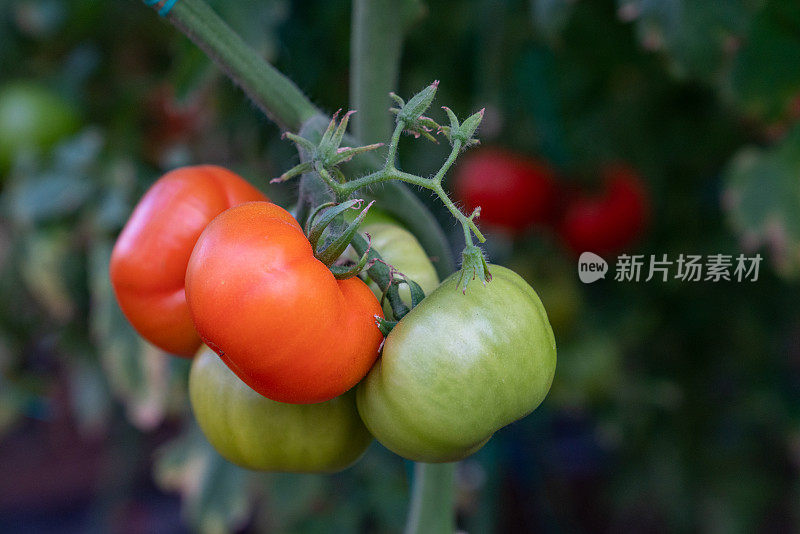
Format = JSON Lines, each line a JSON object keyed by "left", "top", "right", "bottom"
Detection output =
{"left": 332, "top": 121, "right": 485, "bottom": 246}
{"left": 149, "top": 0, "right": 318, "bottom": 130}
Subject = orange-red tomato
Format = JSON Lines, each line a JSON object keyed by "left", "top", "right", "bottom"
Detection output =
{"left": 110, "top": 165, "right": 267, "bottom": 357}
{"left": 185, "top": 201, "right": 384, "bottom": 404}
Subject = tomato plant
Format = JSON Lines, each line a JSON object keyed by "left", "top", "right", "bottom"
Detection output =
{"left": 184, "top": 201, "right": 384, "bottom": 404}
{"left": 190, "top": 347, "right": 372, "bottom": 472}
{"left": 558, "top": 163, "right": 649, "bottom": 256}
{"left": 356, "top": 265, "right": 556, "bottom": 462}
{"left": 110, "top": 165, "right": 267, "bottom": 357}
{"left": 0, "top": 81, "right": 80, "bottom": 171}
{"left": 453, "top": 148, "right": 558, "bottom": 233}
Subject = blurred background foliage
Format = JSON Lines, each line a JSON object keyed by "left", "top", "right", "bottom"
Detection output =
{"left": 1, "top": 0, "right": 800, "bottom": 532}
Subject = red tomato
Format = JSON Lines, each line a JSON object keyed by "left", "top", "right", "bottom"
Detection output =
{"left": 453, "top": 148, "right": 558, "bottom": 233}
{"left": 110, "top": 165, "right": 267, "bottom": 357}
{"left": 558, "top": 163, "right": 649, "bottom": 256}
{"left": 184, "top": 201, "right": 384, "bottom": 404}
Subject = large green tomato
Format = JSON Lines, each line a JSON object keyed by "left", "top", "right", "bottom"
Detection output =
{"left": 0, "top": 82, "right": 80, "bottom": 171}
{"left": 190, "top": 348, "right": 372, "bottom": 472}
{"left": 357, "top": 265, "right": 556, "bottom": 462}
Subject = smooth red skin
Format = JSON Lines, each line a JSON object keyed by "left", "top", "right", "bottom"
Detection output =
{"left": 559, "top": 164, "right": 649, "bottom": 256}
{"left": 110, "top": 166, "right": 267, "bottom": 357}
{"left": 453, "top": 148, "right": 558, "bottom": 233}
{"left": 185, "top": 201, "right": 384, "bottom": 404}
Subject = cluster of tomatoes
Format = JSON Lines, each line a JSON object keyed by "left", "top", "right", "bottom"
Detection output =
{"left": 454, "top": 148, "right": 650, "bottom": 256}
{"left": 110, "top": 165, "right": 556, "bottom": 471}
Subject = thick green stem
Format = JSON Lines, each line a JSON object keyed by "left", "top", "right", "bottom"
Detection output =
{"left": 150, "top": 0, "right": 319, "bottom": 130}
{"left": 350, "top": 0, "right": 423, "bottom": 148}
{"left": 404, "top": 463, "right": 457, "bottom": 534}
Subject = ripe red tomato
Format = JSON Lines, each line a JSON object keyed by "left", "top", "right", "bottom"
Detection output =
{"left": 558, "top": 163, "right": 649, "bottom": 256}
{"left": 110, "top": 165, "right": 267, "bottom": 357}
{"left": 453, "top": 148, "right": 557, "bottom": 233}
{"left": 184, "top": 201, "right": 384, "bottom": 404}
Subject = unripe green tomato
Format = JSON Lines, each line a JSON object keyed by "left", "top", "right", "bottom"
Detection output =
{"left": 0, "top": 82, "right": 80, "bottom": 171}
{"left": 190, "top": 348, "right": 372, "bottom": 472}
{"left": 362, "top": 222, "right": 439, "bottom": 307}
{"left": 357, "top": 265, "right": 556, "bottom": 462}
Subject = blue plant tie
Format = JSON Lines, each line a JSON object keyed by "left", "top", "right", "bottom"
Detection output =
{"left": 143, "top": 0, "right": 179, "bottom": 16}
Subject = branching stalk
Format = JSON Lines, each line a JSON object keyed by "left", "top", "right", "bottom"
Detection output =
{"left": 316, "top": 119, "right": 485, "bottom": 247}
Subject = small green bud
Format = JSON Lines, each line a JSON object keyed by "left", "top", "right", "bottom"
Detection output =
{"left": 398, "top": 81, "right": 439, "bottom": 124}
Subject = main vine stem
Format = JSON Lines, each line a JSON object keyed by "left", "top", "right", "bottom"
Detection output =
{"left": 349, "top": 2, "right": 459, "bottom": 533}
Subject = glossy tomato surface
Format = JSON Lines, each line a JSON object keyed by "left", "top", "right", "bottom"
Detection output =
{"left": 185, "top": 201, "right": 384, "bottom": 404}
{"left": 357, "top": 265, "right": 557, "bottom": 462}
{"left": 559, "top": 164, "right": 649, "bottom": 256}
{"left": 453, "top": 148, "right": 557, "bottom": 233}
{"left": 190, "top": 347, "right": 372, "bottom": 472}
{"left": 110, "top": 165, "right": 267, "bottom": 357}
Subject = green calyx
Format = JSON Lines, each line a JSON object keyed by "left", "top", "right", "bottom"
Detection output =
{"left": 272, "top": 111, "right": 383, "bottom": 190}
{"left": 307, "top": 199, "right": 375, "bottom": 276}
{"left": 458, "top": 245, "right": 492, "bottom": 293}
{"left": 440, "top": 106, "right": 484, "bottom": 149}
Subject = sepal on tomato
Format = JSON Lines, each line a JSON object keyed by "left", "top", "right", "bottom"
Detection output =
{"left": 330, "top": 233, "right": 373, "bottom": 280}
{"left": 375, "top": 316, "right": 398, "bottom": 336}
{"left": 314, "top": 200, "right": 375, "bottom": 267}
{"left": 306, "top": 199, "right": 362, "bottom": 246}
{"left": 458, "top": 245, "right": 492, "bottom": 293}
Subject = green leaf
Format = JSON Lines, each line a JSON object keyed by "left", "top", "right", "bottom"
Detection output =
{"left": 2, "top": 129, "right": 102, "bottom": 226}
{"left": 88, "top": 237, "right": 178, "bottom": 430}
{"left": 155, "top": 422, "right": 253, "bottom": 534}
{"left": 623, "top": 0, "right": 751, "bottom": 80}
{"left": 730, "top": 1, "right": 800, "bottom": 121}
{"left": 723, "top": 124, "right": 800, "bottom": 277}
{"left": 18, "top": 228, "right": 76, "bottom": 322}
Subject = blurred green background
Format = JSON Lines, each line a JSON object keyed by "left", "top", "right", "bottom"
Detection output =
{"left": 2, "top": 0, "right": 800, "bottom": 532}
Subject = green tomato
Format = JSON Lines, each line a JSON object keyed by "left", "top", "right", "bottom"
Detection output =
{"left": 362, "top": 222, "right": 439, "bottom": 307}
{"left": 190, "top": 348, "right": 372, "bottom": 472}
{"left": 357, "top": 265, "right": 556, "bottom": 462}
{"left": 0, "top": 82, "right": 80, "bottom": 171}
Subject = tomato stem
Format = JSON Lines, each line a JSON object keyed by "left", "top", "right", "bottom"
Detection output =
{"left": 350, "top": 0, "right": 423, "bottom": 151}
{"left": 334, "top": 118, "right": 486, "bottom": 247}
{"left": 145, "top": 0, "right": 318, "bottom": 131}
{"left": 404, "top": 462, "right": 457, "bottom": 534}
